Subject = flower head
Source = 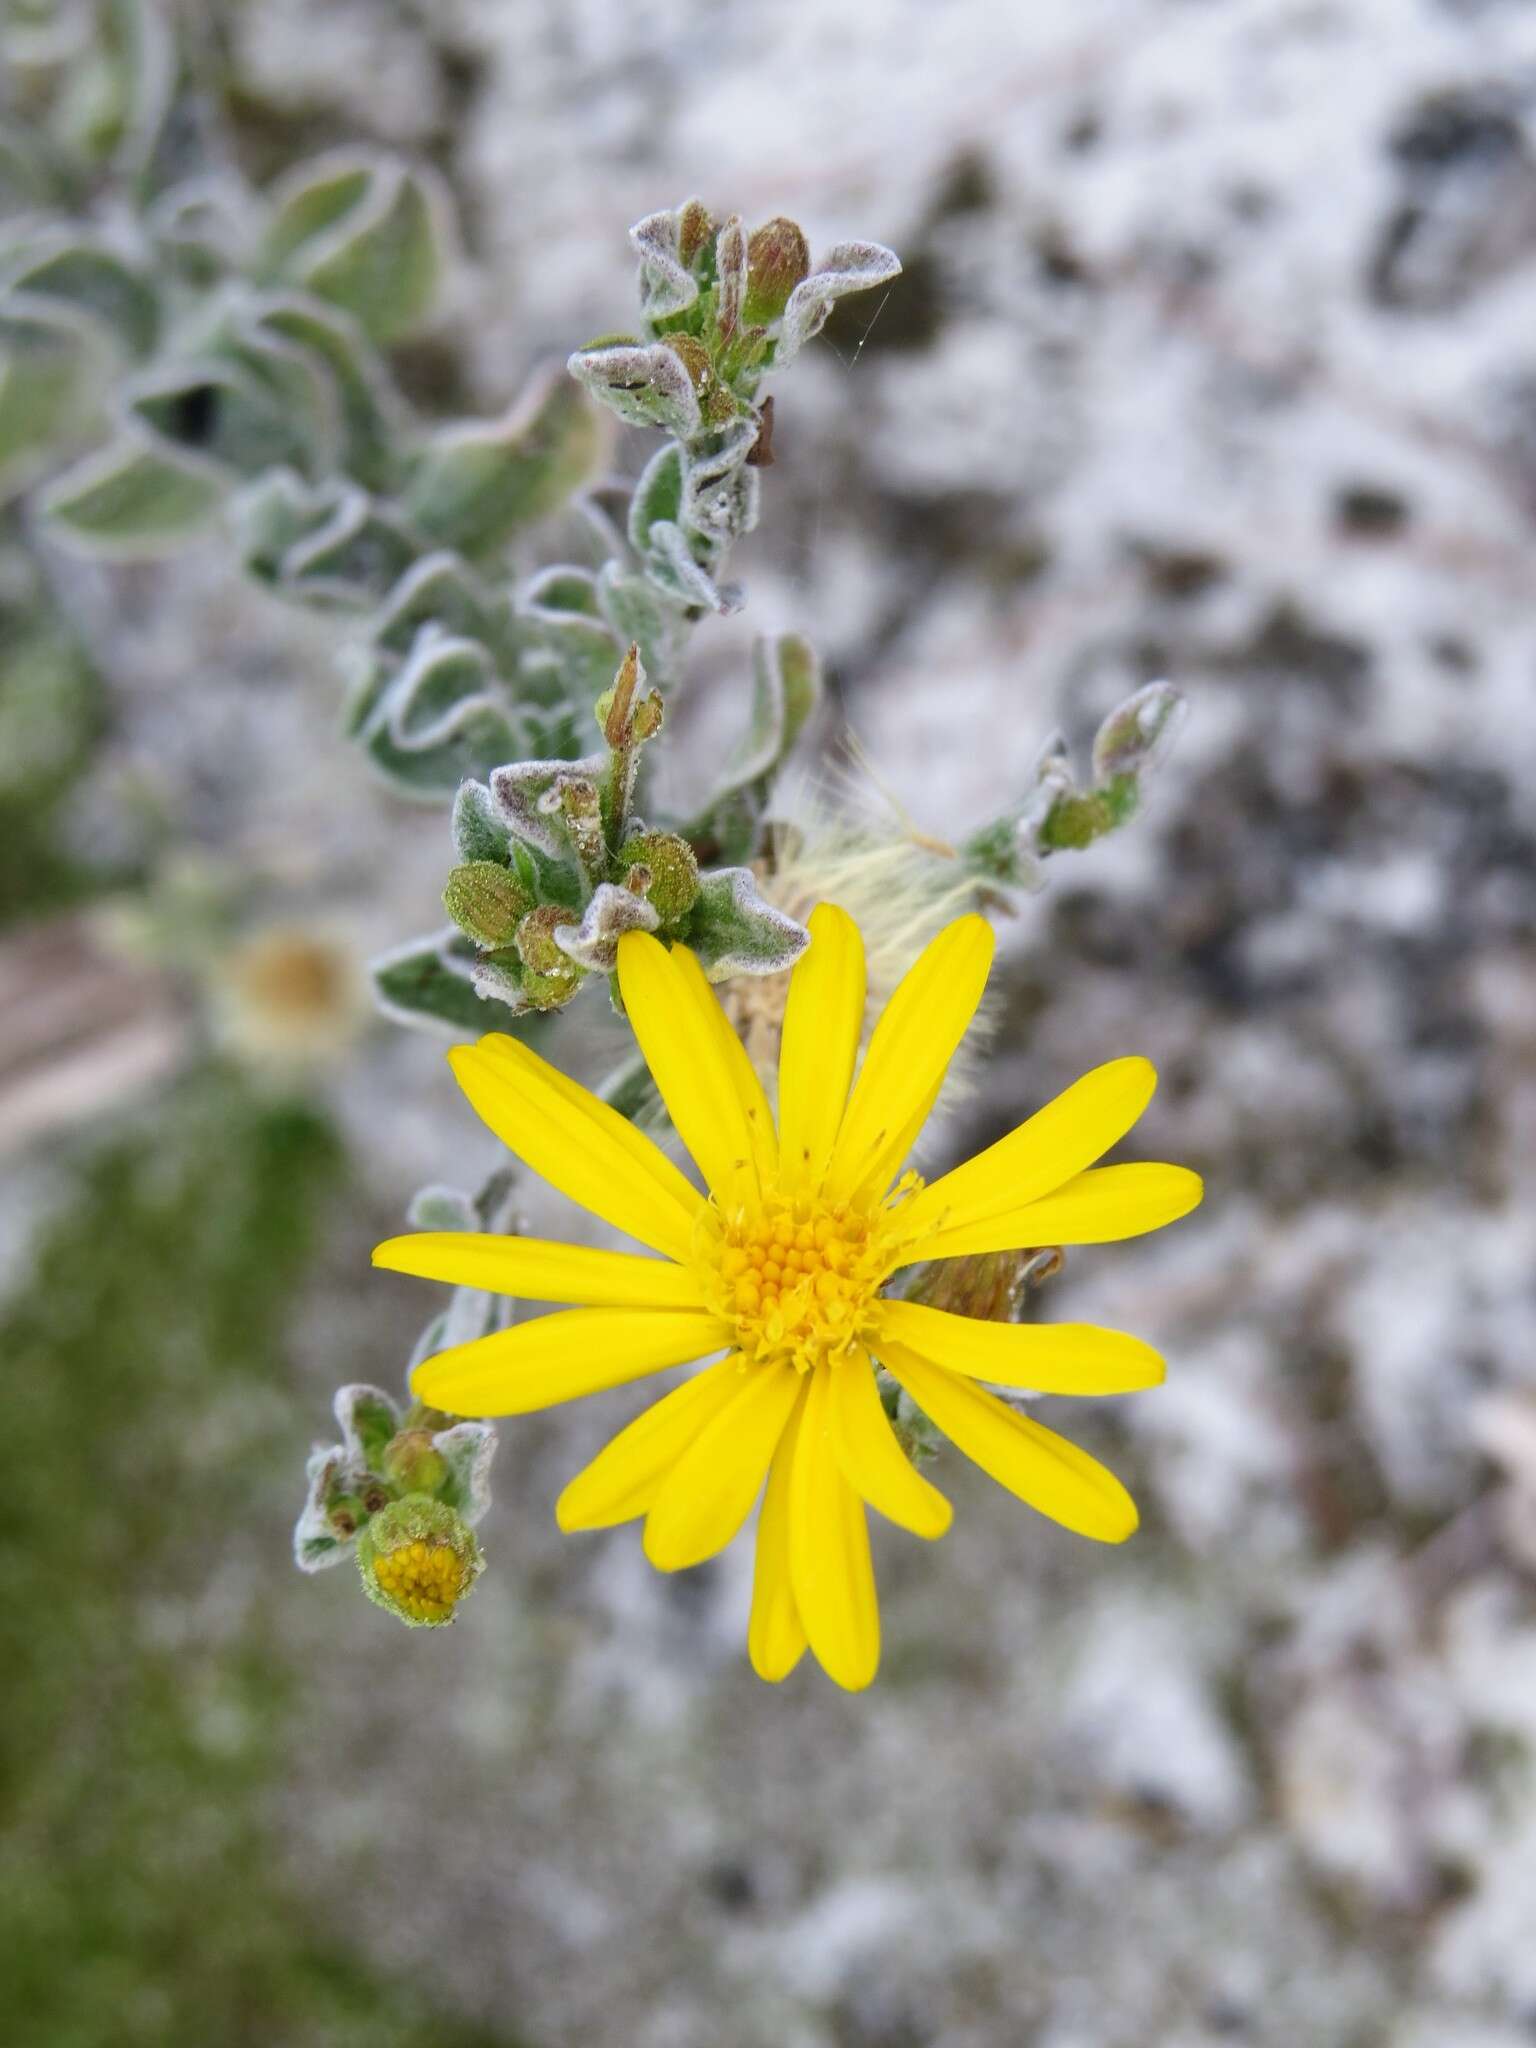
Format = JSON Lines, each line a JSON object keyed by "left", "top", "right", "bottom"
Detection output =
{"left": 373, "top": 907, "right": 1201, "bottom": 1689}
{"left": 357, "top": 1497, "right": 483, "bottom": 1627}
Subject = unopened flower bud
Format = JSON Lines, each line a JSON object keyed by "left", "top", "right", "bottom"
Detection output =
{"left": 677, "top": 199, "right": 716, "bottom": 269}
{"left": 515, "top": 903, "right": 572, "bottom": 975}
{"left": 665, "top": 333, "right": 713, "bottom": 390}
{"left": 903, "top": 1249, "right": 1050, "bottom": 1323}
{"left": 556, "top": 775, "right": 607, "bottom": 879}
{"left": 514, "top": 906, "right": 583, "bottom": 1010}
{"left": 743, "top": 217, "right": 810, "bottom": 326}
{"left": 442, "top": 860, "right": 533, "bottom": 949}
{"left": 1090, "top": 680, "right": 1186, "bottom": 783}
{"left": 618, "top": 831, "right": 700, "bottom": 925}
{"left": 597, "top": 644, "right": 662, "bottom": 746}
{"left": 357, "top": 1497, "right": 483, "bottom": 1628}
{"left": 382, "top": 1427, "right": 449, "bottom": 1496}
{"left": 522, "top": 968, "right": 582, "bottom": 1011}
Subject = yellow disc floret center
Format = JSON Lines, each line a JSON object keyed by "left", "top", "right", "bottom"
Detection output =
{"left": 370, "top": 1538, "right": 469, "bottom": 1623}
{"left": 704, "top": 1187, "right": 910, "bottom": 1373}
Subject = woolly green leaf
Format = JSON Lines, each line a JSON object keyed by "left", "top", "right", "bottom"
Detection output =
{"left": 45, "top": 0, "right": 175, "bottom": 173}
{"left": 2, "top": 235, "right": 159, "bottom": 355}
{"left": 278, "top": 490, "right": 420, "bottom": 608}
{"left": 371, "top": 926, "right": 529, "bottom": 1035}
{"left": 0, "top": 122, "right": 55, "bottom": 213}
{"left": 40, "top": 436, "right": 225, "bottom": 554}
{"left": 0, "top": 301, "right": 98, "bottom": 495}
{"left": 488, "top": 750, "right": 606, "bottom": 860}
{"left": 777, "top": 240, "right": 902, "bottom": 365}
{"left": 523, "top": 565, "right": 600, "bottom": 616}
{"left": 262, "top": 162, "right": 372, "bottom": 272}
{"left": 128, "top": 358, "right": 321, "bottom": 477}
{"left": 643, "top": 518, "right": 739, "bottom": 614}
{"left": 519, "top": 605, "right": 622, "bottom": 705}
{"left": 433, "top": 1421, "right": 497, "bottom": 1522}
{"left": 597, "top": 562, "right": 683, "bottom": 687}
{"left": 215, "top": 320, "right": 349, "bottom": 476}
{"left": 356, "top": 630, "right": 520, "bottom": 796}
{"left": 682, "top": 417, "right": 760, "bottom": 542}
{"left": 249, "top": 293, "right": 407, "bottom": 491}
{"left": 567, "top": 340, "right": 700, "bottom": 437}
{"left": 682, "top": 866, "right": 809, "bottom": 980}
{"left": 451, "top": 778, "right": 516, "bottom": 864}
{"left": 626, "top": 440, "right": 684, "bottom": 556}
{"left": 293, "top": 1448, "right": 351, "bottom": 1572}
{"left": 230, "top": 469, "right": 339, "bottom": 580}
{"left": 373, "top": 551, "right": 506, "bottom": 658}
{"left": 404, "top": 369, "right": 602, "bottom": 558}
{"left": 146, "top": 176, "right": 257, "bottom": 285}
{"left": 265, "top": 154, "right": 451, "bottom": 343}
{"left": 685, "top": 633, "right": 821, "bottom": 857}
{"left": 335, "top": 1384, "right": 401, "bottom": 1467}
{"left": 97, "top": 0, "right": 176, "bottom": 172}
{"left": 629, "top": 208, "right": 701, "bottom": 322}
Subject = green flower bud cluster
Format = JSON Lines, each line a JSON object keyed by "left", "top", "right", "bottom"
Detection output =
{"left": 294, "top": 1379, "right": 496, "bottom": 1630}
{"left": 618, "top": 831, "right": 701, "bottom": 927}
{"left": 511, "top": 903, "right": 584, "bottom": 1011}
{"left": 743, "top": 217, "right": 813, "bottom": 327}
{"left": 440, "top": 861, "right": 533, "bottom": 950}
{"left": 428, "top": 640, "right": 806, "bottom": 1019}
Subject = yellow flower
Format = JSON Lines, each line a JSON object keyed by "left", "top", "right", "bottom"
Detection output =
{"left": 373, "top": 907, "right": 1201, "bottom": 1690}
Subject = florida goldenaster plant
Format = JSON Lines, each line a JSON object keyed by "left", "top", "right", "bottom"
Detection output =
{"left": 373, "top": 907, "right": 1201, "bottom": 1689}
{"left": 0, "top": 9, "right": 1200, "bottom": 1681}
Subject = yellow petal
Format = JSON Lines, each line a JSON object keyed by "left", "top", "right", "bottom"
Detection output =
{"left": 616, "top": 932, "right": 777, "bottom": 1205}
{"left": 908, "top": 1162, "right": 1203, "bottom": 1260}
{"left": 789, "top": 1368, "right": 880, "bottom": 1690}
{"left": 373, "top": 1232, "right": 706, "bottom": 1309}
{"left": 827, "top": 1350, "right": 952, "bottom": 1538}
{"left": 871, "top": 1300, "right": 1164, "bottom": 1395}
{"left": 899, "top": 1057, "right": 1156, "bottom": 1245}
{"left": 824, "top": 914, "right": 994, "bottom": 1203}
{"left": 450, "top": 1036, "right": 702, "bottom": 1260}
{"left": 557, "top": 1358, "right": 744, "bottom": 1530}
{"left": 749, "top": 1386, "right": 809, "bottom": 1682}
{"left": 777, "top": 903, "right": 866, "bottom": 1191}
{"left": 412, "top": 1305, "right": 729, "bottom": 1418}
{"left": 881, "top": 1341, "right": 1138, "bottom": 1542}
{"left": 668, "top": 940, "right": 782, "bottom": 1188}
{"left": 643, "top": 1360, "right": 801, "bottom": 1571}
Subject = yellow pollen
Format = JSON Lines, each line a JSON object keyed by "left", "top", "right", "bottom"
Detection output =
{"left": 370, "top": 1538, "right": 468, "bottom": 1622}
{"left": 702, "top": 1185, "right": 913, "bottom": 1374}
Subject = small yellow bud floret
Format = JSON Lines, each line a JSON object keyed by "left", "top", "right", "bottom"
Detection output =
{"left": 370, "top": 1538, "right": 468, "bottom": 1623}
